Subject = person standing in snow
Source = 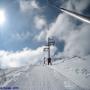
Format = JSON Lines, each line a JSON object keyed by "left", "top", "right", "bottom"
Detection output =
{"left": 48, "top": 57, "right": 52, "bottom": 65}
{"left": 43, "top": 57, "right": 46, "bottom": 65}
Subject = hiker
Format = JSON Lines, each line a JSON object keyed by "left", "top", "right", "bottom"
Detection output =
{"left": 43, "top": 57, "right": 46, "bottom": 65}
{"left": 48, "top": 57, "right": 52, "bottom": 65}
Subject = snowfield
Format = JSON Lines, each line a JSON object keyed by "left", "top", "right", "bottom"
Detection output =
{"left": 0, "top": 56, "right": 90, "bottom": 90}
{"left": 52, "top": 56, "right": 90, "bottom": 90}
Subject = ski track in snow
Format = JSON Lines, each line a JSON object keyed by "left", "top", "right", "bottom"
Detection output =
{"left": 5, "top": 65, "right": 85, "bottom": 90}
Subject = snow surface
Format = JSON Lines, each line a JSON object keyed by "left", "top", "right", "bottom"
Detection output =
{"left": 52, "top": 56, "right": 90, "bottom": 89}
{"left": 0, "top": 56, "right": 90, "bottom": 90}
{"left": 0, "top": 65, "right": 84, "bottom": 90}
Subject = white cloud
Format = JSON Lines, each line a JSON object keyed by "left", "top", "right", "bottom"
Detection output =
{"left": 11, "top": 31, "right": 32, "bottom": 41}
{"left": 34, "top": 30, "right": 48, "bottom": 41}
{"left": 46, "top": 13, "right": 75, "bottom": 41}
{"left": 33, "top": 15, "right": 49, "bottom": 41}
{"left": 34, "top": 16, "right": 47, "bottom": 30}
{"left": 0, "top": 47, "right": 44, "bottom": 68}
{"left": 31, "top": 0, "right": 39, "bottom": 9}
{"left": 45, "top": 0, "right": 90, "bottom": 57}
{"left": 0, "top": 46, "right": 57, "bottom": 68}
{"left": 20, "top": 0, "right": 40, "bottom": 12}
{"left": 62, "top": 0, "right": 90, "bottom": 12}
{"left": 64, "top": 24, "right": 90, "bottom": 57}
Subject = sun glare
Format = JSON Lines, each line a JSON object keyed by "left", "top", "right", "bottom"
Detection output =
{"left": 0, "top": 10, "right": 5, "bottom": 25}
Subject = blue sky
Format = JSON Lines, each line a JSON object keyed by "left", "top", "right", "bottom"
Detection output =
{"left": 0, "top": 0, "right": 60, "bottom": 51}
{"left": 0, "top": 0, "right": 90, "bottom": 68}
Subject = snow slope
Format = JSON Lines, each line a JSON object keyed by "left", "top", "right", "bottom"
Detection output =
{"left": 52, "top": 56, "right": 90, "bottom": 89}
{"left": 2, "top": 65, "right": 84, "bottom": 90}
{"left": 0, "top": 56, "right": 90, "bottom": 90}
